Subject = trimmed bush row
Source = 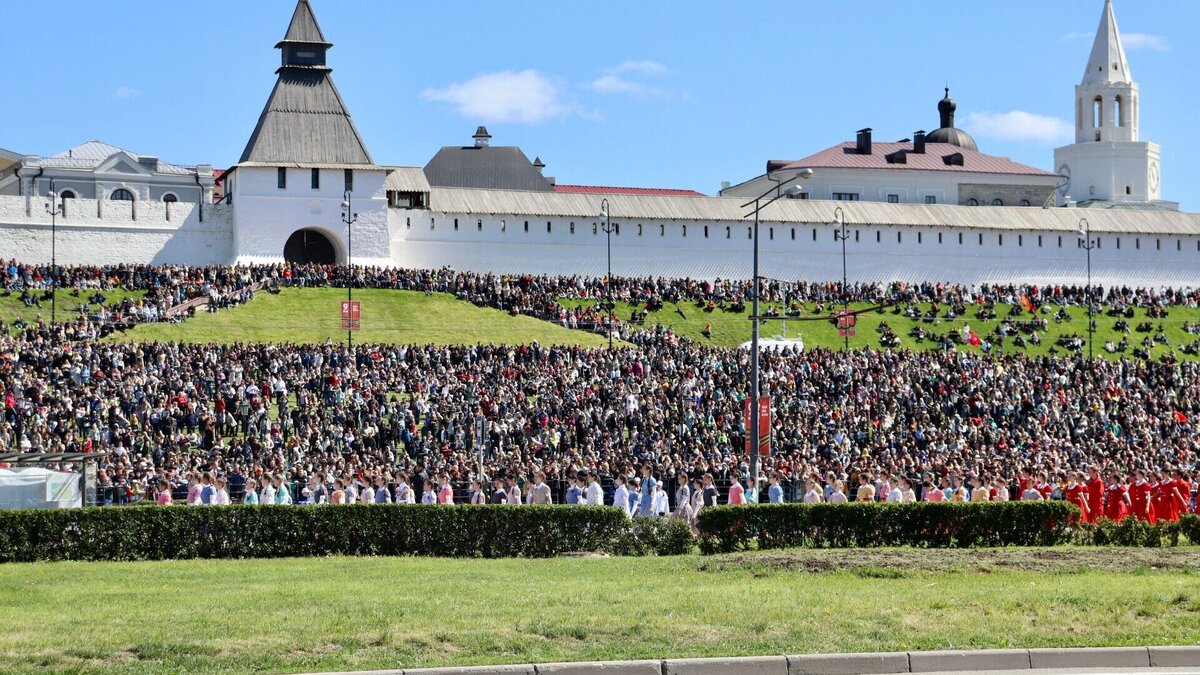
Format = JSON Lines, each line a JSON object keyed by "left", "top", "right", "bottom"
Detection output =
{"left": 0, "top": 505, "right": 635, "bottom": 563}
{"left": 696, "top": 502, "right": 1081, "bottom": 553}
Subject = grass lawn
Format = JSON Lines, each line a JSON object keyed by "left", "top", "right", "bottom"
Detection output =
{"left": 107, "top": 288, "right": 609, "bottom": 347}
{"left": 2, "top": 548, "right": 1199, "bottom": 674}
{"left": 560, "top": 297, "right": 1200, "bottom": 360}
{"left": 0, "top": 288, "right": 146, "bottom": 326}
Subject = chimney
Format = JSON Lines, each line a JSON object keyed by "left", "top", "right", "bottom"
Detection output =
{"left": 720, "top": 181, "right": 731, "bottom": 191}
{"left": 765, "top": 160, "right": 792, "bottom": 174}
{"left": 856, "top": 128, "right": 873, "bottom": 155}
{"left": 533, "top": 156, "right": 545, "bottom": 174}
{"left": 913, "top": 130, "right": 926, "bottom": 154}
{"left": 473, "top": 126, "right": 492, "bottom": 148}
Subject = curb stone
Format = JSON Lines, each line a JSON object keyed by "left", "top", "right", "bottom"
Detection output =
{"left": 1028, "top": 646, "right": 1150, "bottom": 669}
{"left": 536, "top": 661, "right": 662, "bottom": 675}
{"left": 788, "top": 651, "right": 909, "bottom": 674}
{"left": 307, "top": 645, "right": 1200, "bottom": 674}
{"left": 663, "top": 655, "right": 788, "bottom": 675}
{"left": 908, "top": 649, "right": 1031, "bottom": 673}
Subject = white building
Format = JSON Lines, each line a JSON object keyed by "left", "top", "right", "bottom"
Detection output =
{"left": 0, "top": 141, "right": 213, "bottom": 206}
{"left": 0, "top": 0, "right": 1196, "bottom": 288}
{"left": 1054, "top": 0, "right": 1173, "bottom": 210}
{"left": 722, "top": 92, "right": 1061, "bottom": 208}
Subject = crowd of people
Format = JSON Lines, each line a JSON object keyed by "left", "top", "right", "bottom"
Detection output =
{"left": 2, "top": 299, "right": 1196, "bottom": 522}
{"left": 6, "top": 260, "right": 1199, "bottom": 348}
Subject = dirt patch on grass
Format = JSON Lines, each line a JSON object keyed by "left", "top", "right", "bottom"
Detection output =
{"left": 697, "top": 548, "right": 1200, "bottom": 575}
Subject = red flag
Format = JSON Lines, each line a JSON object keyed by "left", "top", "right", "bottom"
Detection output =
{"left": 1176, "top": 411, "right": 1189, "bottom": 424}
{"left": 967, "top": 330, "right": 982, "bottom": 347}
{"left": 1020, "top": 294, "right": 1034, "bottom": 313}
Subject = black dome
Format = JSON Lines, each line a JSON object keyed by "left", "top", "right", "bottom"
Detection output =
{"left": 927, "top": 88, "right": 978, "bottom": 152}
{"left": 925, "top": 127, "right": 978, "bottom": 152}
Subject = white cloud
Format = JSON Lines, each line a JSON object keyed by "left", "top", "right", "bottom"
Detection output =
{"left": 608, "top": 60, "right": 669, "bottom": 77}
{"left": 1123, "top": 33, "right": 1169, "bottom": 52}
{"left": 113, "top": 85, "right": 139, "bottom": 100}
{"left": 588, "top": 61, "right": 671, "bottom": 97}
{"left": 963, "top": 111, "right": 1073, "bottom": 145}
{"left": 420, "top": 70, "right": 571, "bottom": 124}
{"left": 590, "top": 74, "right": 649, "bottom": 96}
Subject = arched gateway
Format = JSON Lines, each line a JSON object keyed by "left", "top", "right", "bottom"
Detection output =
{"left": 283, "top": 229, "right": 337, "bottom": 264}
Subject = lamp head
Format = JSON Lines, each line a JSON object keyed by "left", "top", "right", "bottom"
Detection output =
{"left": 341, "top": 200, "right": 350, "bottom": 211}
{"left": 48, "top": 192, "right": 57, "bottom": 201}
{"left": 796, "top": 168, "right": 814, "bottom": 180}
{"left": 784, "top": 185, "right": 805, "bottom": 197}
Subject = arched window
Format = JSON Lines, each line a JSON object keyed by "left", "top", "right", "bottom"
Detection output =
{"left": 659, "top": 224, "right": 664, "bottom": 237}
{"left": 454, "top": 218, "right": 459, "bottom": 230}
{"left": 477, "top": 219, "right": 482, "bottom": 231}
{"left": 1093, "top": 97, "right": 1103, "bottom": 128}
{"left": 1020, "top": 199, "right": 1031, "bottom": 207}
{"left": 110, "top": 189, "right": 134, "bottom": 201}
{"left": 1113, "top": 96, "right": 1123, "bottom": 127}
{"left": 637, "top": 224, "right": 643, "bottom": 236}
{"left": 59, "top": 190, "right": 76, "bottom": 200}
{"left": 965, "top": 198, "right": 978, "bottom": 206}
{"left": 570, "top": 222, "right": 575, "bottom": 234}
{"left": 991, "top": 198, "right": 1003, "bottom": 206}
{"left": 161, "top": 193, "right": 178, "bottom": 203}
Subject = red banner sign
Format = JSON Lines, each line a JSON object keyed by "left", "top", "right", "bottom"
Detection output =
{"left": 340, "top": 300, "right": 361, "bottom": 332}
{"left": 744, "top": 396, "right": 770, "bottom": 456}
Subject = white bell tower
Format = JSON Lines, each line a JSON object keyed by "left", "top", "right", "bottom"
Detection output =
{"left": 1055, "top": 0, "right": 1163, "bottom": 206}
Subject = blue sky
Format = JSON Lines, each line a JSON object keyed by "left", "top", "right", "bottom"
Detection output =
{"left": 4, "top": 0, "right": 1196, "bottom": 209}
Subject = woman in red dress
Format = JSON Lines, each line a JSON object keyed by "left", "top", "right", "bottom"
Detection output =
{"left": 1103, "top": 472, "right": 1130, "bottom": 522}
{"left": 1151, "top": 471, "right": 1172, "bottom": 524}
{"left": 1085, "top": 466, "right": 1105, "bottom": 523}
{"left": 1065, "top": 472, "right": 1091, "bottom": 523}
{"left": 1128, "top": 470, "right": 1152, "bottom": 523}
{"left": 1172, "top": 469, "right": 1193, "bottom": 518}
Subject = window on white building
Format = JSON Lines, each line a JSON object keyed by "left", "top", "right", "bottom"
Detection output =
{"left": 992, "top": 199, "right": 1003, "bottom": 206}
{"left": 966, "top": 198, "right": 978, "bottom": 206}
{"left": 311, "top": 168, "right": 320, "bottom": 190}
{"left": 162, "top": 193, "right": 178, "bottom": 203}
{"left": 110, "top": 189, "right": 134, "bottom": 201}
{"left": 344, "top": 169, "right": 353, "bottom": 193}
{"left": 832, "top": 192, "right": 860, "bottom": 201}
{"left": 277, "top": 168, "right": 286, "bottom": 189}
{"left": 924, "top": 195, "right": 937, "bottom": 205}
{"left": 886, "top": 194, "right": 899, "bottom": 204}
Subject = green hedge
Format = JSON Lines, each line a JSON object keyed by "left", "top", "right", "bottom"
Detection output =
{"left": 696, "top": 502, "right": 1078, "bottom": 554}
{"left": 1075, "top": 514, "right": 1199, "bottom": 547}
{"left": 608, "top": 516, "right": 696, "bottom": 556}
{"left": 0, "top": 505, "right": 633, "bottom": 563}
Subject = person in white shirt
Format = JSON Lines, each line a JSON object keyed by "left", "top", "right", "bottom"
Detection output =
{"left": 887, "top": 477, "right": 905, "bottom": 503}
{"left": 421, "top": 485, "right": 437, "bottom": 504}
{"left": 212, "top": 477, "right": 231, "bottom": 506}
{"left": 612, "top": 475, "right": 632, "bottom": 518}
{"left": 506, "top": 476, "right": 522, "bottom": 506}
{"left": 585, "top": 472, "right": 603, "bottom": 506}
{"left": 652, "top": 483, "right": 669, "bottom": 516}
{"left": 359, "top": 482, "right": 375, "bottom": 505}
{"left": 827, "top": 480, "right": 849, "bottom": 503}
{"left": 259, "top": 477, "right": 276, "bottom": 506}
{"left": 803, "top": 478, "right": 824, "bottom": 503}
{"left": 899, "top": 477, "right": 917, "bottom": 503}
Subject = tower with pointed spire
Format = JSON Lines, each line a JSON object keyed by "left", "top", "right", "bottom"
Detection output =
{"left": 1054, "top": 0, "right": 1167, "bottom": 208}
{"left": 227, "top": 0, "right": 393, "bottom": 265}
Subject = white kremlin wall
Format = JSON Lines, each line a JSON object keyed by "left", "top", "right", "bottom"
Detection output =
{"left": 2, "top": 190, "right": 1198, "bottom": 288}
{"left": 0, "top": 195, "right": 232, "bottom": 265}
{"left": 390, "top": 206, "right": 1200, "bottom": 288}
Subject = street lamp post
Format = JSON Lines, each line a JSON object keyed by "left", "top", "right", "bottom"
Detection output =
{"left": 341, "top": 191, "right": 358, "bottom": 354}
{"left": 599, "top": 198, "right": 615, "bottom": 351}
{"left": 45, "top": 180, "right": 62, "bottom": 325}
{"left": 832, "top": 206, "right": 850, "bottom": 349}
{"left": 1077, "top": 217, "right": 1095, "bottom": 362}
{"left": 742, "top": 168, "right": 814, "bottom": 491}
